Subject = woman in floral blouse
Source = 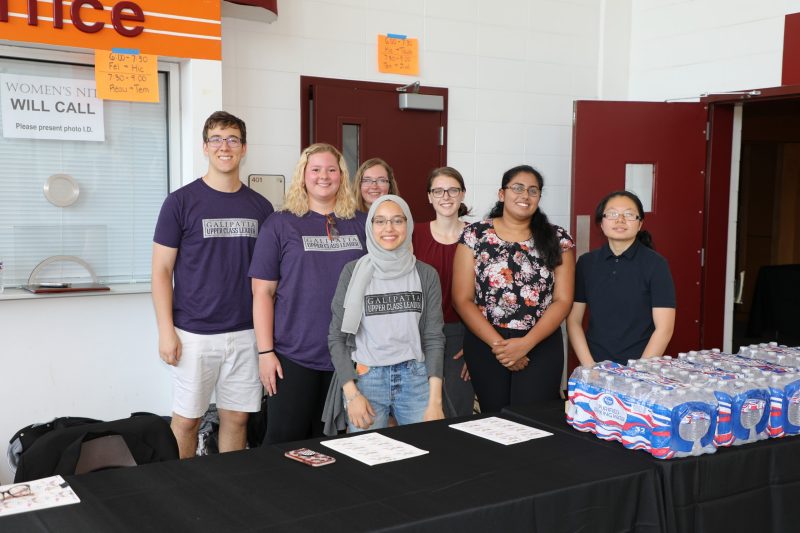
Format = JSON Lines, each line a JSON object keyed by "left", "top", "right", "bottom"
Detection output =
{"left": 452, "top": 165, "right": 575, "bottom": 412}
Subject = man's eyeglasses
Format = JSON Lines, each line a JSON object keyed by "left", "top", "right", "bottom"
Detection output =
{"left": 361, "top": 178, "right": 390, "bottom": 187}
{"left": 206, "top": 136, "right": 243, "bottom": 148}
{"left": 429, "top": 187, "right": 462, "bottom": 198}
{"left": 603, "top": 211, "right": 641, "bottom": 221}
{"left": 504, "top": 184, "right": 541, "bottom": 197}
{"left": 372, "top": 216, "right": 407, "bottom": 228}
{"left": 325, "top": 214, "right": 340, "bottom": 241}
{"left": 0, "top": 484, "right": 31, "bottom": 501}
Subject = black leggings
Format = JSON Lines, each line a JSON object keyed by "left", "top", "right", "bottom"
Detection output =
{"left": 462, "top": 326, "right": 563, "bottom": 414}
{"left": 263, "top": 354, "right": 332, "bottom": 445}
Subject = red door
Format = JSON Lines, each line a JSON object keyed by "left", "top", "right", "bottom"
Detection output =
{"left": 571, "top": 101, "right": 708, "bottom": 356}
{"left": 302, "top": 76, "right": 447, "bottom": 221}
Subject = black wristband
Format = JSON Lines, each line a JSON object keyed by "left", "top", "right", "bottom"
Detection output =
{"left": 258, "top": 349, "right": 275, "bottom": 355}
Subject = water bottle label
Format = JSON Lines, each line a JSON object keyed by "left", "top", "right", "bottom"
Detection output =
{"left": 591, "top": 394, "right": 627, "bottom": 426}
{"left": 741, "top": 398, "right": 766, "bottom": 417}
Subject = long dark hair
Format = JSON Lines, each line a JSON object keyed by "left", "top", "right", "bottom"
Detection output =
{"left": 427, "top": 166, "right": 471, "bottom": 217}
{"left": 594, "top": 190, "right": 654, "bottom": 249}
{"left": 489, "top": 165, "right": 561, "bottom": 269}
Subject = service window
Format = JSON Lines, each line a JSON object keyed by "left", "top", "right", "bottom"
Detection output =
{"left": 0, "top": 49, "right": 177, "bottom": 288}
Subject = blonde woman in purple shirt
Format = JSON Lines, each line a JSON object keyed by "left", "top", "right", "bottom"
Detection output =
{"left": 250, "top": 143, "right": 367, "bottom": 444}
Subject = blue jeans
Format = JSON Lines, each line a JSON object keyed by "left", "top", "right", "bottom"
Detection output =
{"left": 346, "top": 360, "right": 429, "bottom": 432}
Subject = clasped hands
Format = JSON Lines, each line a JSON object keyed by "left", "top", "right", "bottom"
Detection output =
{"left": 492, "top": 337, "right": 532, "bottom": 371}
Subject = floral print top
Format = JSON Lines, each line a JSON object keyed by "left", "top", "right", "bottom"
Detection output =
{"left": 459, "top": 218, "right": 574, "bottom": 330}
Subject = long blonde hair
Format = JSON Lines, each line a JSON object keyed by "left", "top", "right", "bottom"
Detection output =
{"left": 353, "top": 158, "right": 399, "bottom": 212}
{"left": 283, "top": 143, "right": 358, "bottom": 218}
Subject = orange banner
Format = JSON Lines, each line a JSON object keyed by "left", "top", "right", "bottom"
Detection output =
{"left": 0, "top": 0, "right": 221, "bottom": 60}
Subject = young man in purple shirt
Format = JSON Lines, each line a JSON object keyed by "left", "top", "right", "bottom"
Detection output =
{"left": 152, "top": 111, "right": 273, "bottom": 458}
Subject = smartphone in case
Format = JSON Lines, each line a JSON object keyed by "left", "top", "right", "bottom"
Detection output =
{"left": 285, "top": 448, "right": 336, "bottom": 467}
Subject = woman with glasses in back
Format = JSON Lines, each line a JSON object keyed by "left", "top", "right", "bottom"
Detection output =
{"left": 250, "top": 143, "right": 367, "bottom": 444}
{"left": 324, "top": 195, "right": 445, "bottom": 434}
{"left": 411, "top": 167, "right": 475, "bottom": 418}
{"left": 567, "top": 191, "right": 675, "bottom": 366}
{"left": 354, "top": 158, "right": 399, "bottom": 212}
{"left": 452, "top": 165, "right": 575, "bottom": 413}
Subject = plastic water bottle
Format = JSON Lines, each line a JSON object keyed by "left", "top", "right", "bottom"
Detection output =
{"left": 737, "top": 384, "right": 762, "bottom": 431}
{"left": 646, "top": 381, "right": 716, "bottom": 457}
{"left": 0, "top": 258, "right": 4, "bottom": 294}
{"left": 677, "top": 400, "right": 713, "bottom": 455}
{"left": 730, "top": 380, "right": 769, "bottom": 445}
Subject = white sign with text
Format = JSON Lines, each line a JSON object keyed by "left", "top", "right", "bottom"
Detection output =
{"left": 1, "top": 73, "right": 105, "bottom": 141}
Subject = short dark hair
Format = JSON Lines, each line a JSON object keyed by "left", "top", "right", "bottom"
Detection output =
{"left": 203, "top": 111, "right": 247, "bottom": 144}
{"left": 594, "top": 190, "right": 645, "bottom": 224}
{"left": 594, "top": 190, "right": 654, "bottom": 249}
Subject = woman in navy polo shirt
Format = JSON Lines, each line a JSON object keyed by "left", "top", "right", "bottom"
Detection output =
{"left": 567, "top": 191, "right": 675, "bottom": 365}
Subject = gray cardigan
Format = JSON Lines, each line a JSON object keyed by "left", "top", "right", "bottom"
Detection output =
{"left": 322, "top": 259, "right": 446, "bottom": 436}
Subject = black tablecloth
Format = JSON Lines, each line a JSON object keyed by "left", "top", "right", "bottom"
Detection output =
{"left": 1, "top": 414, "right": 664, "bottom": 532}
{"left": 503, "top": 401, "right": 800, "bottom": 533}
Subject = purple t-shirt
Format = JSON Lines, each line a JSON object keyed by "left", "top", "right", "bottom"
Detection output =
{"left": 153, "top": 178, "right": 274, "bottom": 334}
{"left": 249, "top": 210, "right": 367, "bottom": 371}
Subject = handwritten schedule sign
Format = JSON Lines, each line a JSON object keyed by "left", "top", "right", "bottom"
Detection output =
{"left": 94, "top": 50, "right": 159, "bottom": 103}
{"left": 377, "top": 34, "right": 419, "bottom": 75}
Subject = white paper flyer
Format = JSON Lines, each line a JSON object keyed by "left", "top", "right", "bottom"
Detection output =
{"left": 0, "top": 475, "right": 80, "bottom": 517}
{"left": 321, "top": 432, "right": 429, "bottom": 466}
{"left": 449, "top": 416, "right": 553, "bottom": 445}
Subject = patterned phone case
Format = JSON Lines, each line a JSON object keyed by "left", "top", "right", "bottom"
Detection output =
{"left": 284, "top": 448, "right": 336, "bottom": 467}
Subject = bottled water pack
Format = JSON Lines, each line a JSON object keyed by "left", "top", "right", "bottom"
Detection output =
{"left": 633, "top": 352, "right": 771, "bottom": 446}
{"left": 567, "top": 362, "right": 717, "bottom": 459}
{"left": 567, "top": 342, "right": 800, "bottom": 458}
{"left": 738, "top": 343, "right": 800, "bottom": 437}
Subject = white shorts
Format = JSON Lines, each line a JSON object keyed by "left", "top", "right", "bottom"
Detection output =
{"left": 171, "top": 328, "right": 262, "bottom": 419}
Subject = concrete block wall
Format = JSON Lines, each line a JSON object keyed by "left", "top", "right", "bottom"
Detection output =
{"left": 628, "top": 0, "right": 793, "bottom": 100}
{"left": 221, "top": 0, "right": 605, "bottom": 229}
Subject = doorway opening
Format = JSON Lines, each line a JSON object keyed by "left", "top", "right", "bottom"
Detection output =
{"left": 733, "top": 98, "right": 800, "bottom": 349}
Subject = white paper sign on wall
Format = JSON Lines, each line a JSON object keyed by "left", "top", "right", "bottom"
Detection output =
{"left": 0, "top": 73, "right": 105, "bottom": 142}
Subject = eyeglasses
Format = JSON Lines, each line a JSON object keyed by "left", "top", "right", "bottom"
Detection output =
{"left": 504, "top": 184, "right": 541, "bottom": 197}
{"left": 361, "top": 178, "right": 390, "bottom": 187}
{"left": 429, "top": 187, "right": 462, "bottom": 198}
{"left": 325, "top": 214, "right": 340, "bottom": 241}
{"left": 372, "top": 216, "right": 407, "bottom": 227}
{"left": 206, "top": 136, "right": 242, "bottom": 148}
{"left": 0, "top": 484, "right": 31, "bottom": 501}
{"left": 603, "top": 211, "right": 641, "bottom": 221}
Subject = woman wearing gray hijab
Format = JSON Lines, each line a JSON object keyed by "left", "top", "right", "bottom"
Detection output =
{"left": 325, "top": 195, "right": 445, "bottom": 433}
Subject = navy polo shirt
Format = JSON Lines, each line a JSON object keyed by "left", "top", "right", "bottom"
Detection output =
{"left": 574, "top": 240, "right": 676, "bottom": 364}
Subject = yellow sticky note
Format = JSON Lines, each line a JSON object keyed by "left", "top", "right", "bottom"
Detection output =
{"left": 377, "top": 35, "right": 419, "bottom": 75}
{"left": 94, "top": 50, "right": 159, "bottom": 103}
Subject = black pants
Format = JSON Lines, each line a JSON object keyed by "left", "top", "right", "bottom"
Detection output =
{"left": 463, "top": 326, "right": 563, "bottom": 414}
{"left": 263, "top": 354, "right": 332, "bottom": 445}
{"left": 442, "top": 322, "right": 475, "bottom": 418}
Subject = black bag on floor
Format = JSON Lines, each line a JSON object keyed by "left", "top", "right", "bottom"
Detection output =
{"left": 13, "top": 412, "right": 178, "bottom": 482}
{"left": 8, "top": 416, "right": 103, "bottom": 475}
